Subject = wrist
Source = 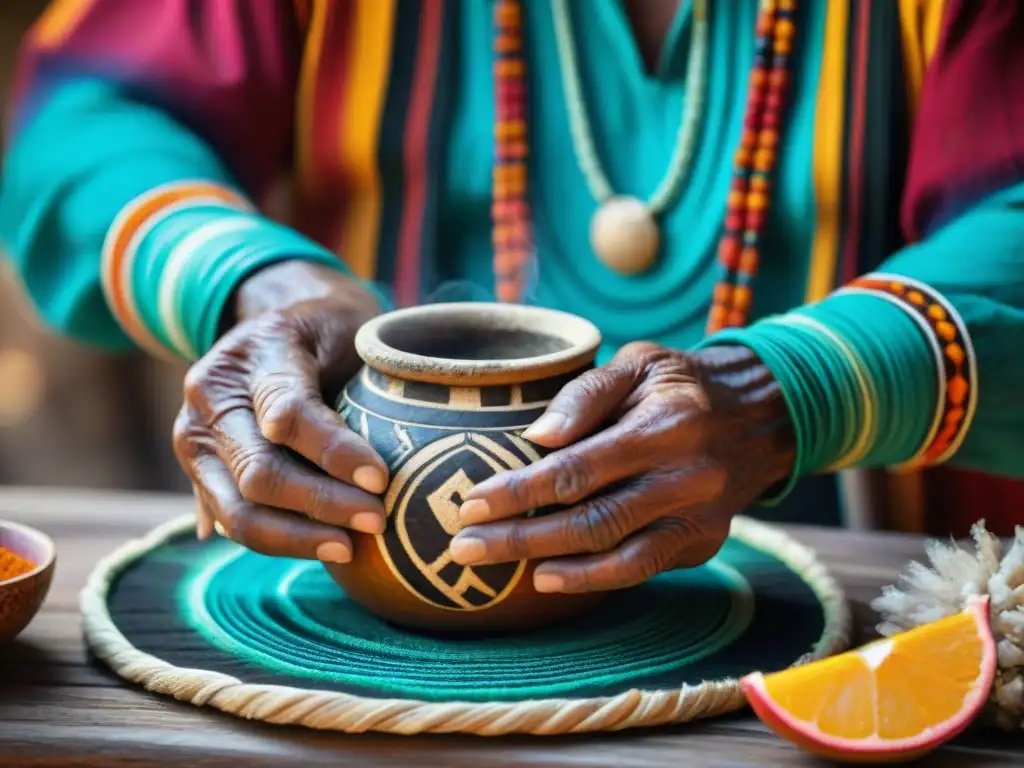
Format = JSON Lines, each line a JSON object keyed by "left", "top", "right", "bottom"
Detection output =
{"left": 232, "top": 260, "right": 383, "bottom": 326}
{"left": 696, "top": 288, "right": 941, "bottom": 505}
{"left": 692, "top": 344, "right": 796, "bottom": 490}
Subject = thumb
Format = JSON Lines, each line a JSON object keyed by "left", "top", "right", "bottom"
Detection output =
{"left": 522, "top": 358, "right": 641, "bottom": 448}
{"left": 251, "top": 335, "right": 388, "bottom": 492}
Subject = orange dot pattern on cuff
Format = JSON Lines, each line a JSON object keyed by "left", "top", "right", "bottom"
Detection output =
{"left": 100, "top": 180, "right": 252, "bottom": 360}
{"left": 839, "top": 273, "right": 979, "bottom": 470}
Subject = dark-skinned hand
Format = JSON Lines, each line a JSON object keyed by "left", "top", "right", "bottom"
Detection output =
{"left": 449, "top": 342, "right": 796, "bottom": 594}
{"left": 174, "top": 260, "right": 389, "bottom": 565}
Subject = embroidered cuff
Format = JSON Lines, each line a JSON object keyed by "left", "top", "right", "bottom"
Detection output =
{"left": 100, "top": 180, "right": 371, "bottom": 361}
{"left": 834, "top": 272, "right": 978, "bottom": 470}
{"left": 697, "top": 273, "right": 977, "bottom": 504}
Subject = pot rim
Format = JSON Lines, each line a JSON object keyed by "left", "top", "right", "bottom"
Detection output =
{"left": 354, "top": 302, "right": 602, "bottom": 386}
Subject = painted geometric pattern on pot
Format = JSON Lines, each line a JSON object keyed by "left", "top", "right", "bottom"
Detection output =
{"left": 362, "top": 367, "right": 580, "bottom": 409}
{"left": 375, "top": 431, "right": 543, "bottom": 611}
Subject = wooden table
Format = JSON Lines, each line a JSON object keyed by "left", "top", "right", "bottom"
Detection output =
{"left": 0, "top": 487, "right": 1020, "bottom": 767}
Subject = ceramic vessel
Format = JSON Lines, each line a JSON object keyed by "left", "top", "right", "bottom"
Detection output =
{"left": 0, "top": 521, "right": 56, "bottom": 643}
{"left": 328, "top": 302, "right": 603, "bottom": 633}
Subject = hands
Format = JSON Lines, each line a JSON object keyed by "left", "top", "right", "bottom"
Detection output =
{"left": 173, "top": 261, "right": 388, "bottom": 564}
{"left": 449, "top": 342, "right": 795, "bottom": 593}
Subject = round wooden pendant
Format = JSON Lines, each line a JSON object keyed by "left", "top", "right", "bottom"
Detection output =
{"left": 589, "top": 195, "right": 660, "bottom": 275}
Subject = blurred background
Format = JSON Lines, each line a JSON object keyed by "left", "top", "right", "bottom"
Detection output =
{"left": 0, "top": 1, "right": 188, "bottom": 493}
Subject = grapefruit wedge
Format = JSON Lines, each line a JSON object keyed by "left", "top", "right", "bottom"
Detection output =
{"left": 741, "top": 595, "right": 995, "bottom": 763}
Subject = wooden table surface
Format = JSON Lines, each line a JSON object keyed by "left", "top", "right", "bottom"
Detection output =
{"left": 0, "top": 487, "right": 1021, "bottom": 767}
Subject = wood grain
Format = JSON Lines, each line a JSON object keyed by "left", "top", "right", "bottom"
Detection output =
{"left": 0, "top": 486, "right": 1019, "bottom": 767}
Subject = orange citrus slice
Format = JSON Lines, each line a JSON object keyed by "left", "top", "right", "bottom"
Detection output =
{"left": 740, "top": 595, "right": 995, "bottom": 763}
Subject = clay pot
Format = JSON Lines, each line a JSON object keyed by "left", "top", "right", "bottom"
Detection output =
{"left": 327, "top": 302, "right": 604, "bottom": 633}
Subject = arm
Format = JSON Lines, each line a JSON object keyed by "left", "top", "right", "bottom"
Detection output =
{"left": 0, "top": 0, "right": 368, "bottom": 359}
{"left": 699, "top": 0, "right": 1024, "bottom": 497}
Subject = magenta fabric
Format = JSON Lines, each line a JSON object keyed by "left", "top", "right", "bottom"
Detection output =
{"left": 901, "top": 0, "right": 1024, "bottom": 241}
{"left": 10, "top": 0, "right": 301, "bottom": 197}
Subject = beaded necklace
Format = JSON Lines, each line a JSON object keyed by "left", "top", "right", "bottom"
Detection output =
{"left": 552, "top": 0, "right": 709, "bottom": 276}
{"left": 491, "top": 0, "right": 797, "bottom": 335}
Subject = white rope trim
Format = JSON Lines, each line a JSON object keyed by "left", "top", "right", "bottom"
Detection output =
{"left": 81, "top": 514, "right": 850, "bottom": 736}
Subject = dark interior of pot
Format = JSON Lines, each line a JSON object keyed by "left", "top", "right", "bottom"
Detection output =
{"left": 376, "top": 313, "right": 573, "bottom": 362}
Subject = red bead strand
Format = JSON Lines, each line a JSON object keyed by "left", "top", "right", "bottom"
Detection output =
{"left": 707, "top": 0, "right": 797, "bottom": 334}
{"left": 492, "top": 0, "right": 534, "bottom": 303}
{"left": 491, "top": 1, "right": 797, "bottom": 326}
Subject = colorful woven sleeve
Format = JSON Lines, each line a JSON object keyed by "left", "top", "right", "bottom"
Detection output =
{"left": 698, "top": 1, "right": 1024, "bottom": 500}
{"left": 701, "top": 180, "right": 1024, "bottom": 501}
{"left": 0, "top": 0, "right": 357, "bottom": 359}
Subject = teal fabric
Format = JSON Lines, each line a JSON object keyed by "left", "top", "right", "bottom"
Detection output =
{"left": 3, "top": 4, "right": 1024, "bottom": 526}
{"left": 0, "top": 79, "right": 238, "bottom": 351}
{"left": 132, "top": 205, "right": 359, "bottom": 358}
{"left": 105, "top": 523, "right": 829, "bottom": 702}
{"left": 709, "top": 182, "right": 1024, "bottom": 494}
{"left": 0, "top": 78, "right": 369, "bottom": 359}
{"left": 872, "top": 183, "right": 1024, "bottom": 479}
{"left": 438, "top": 0, "right": 827, "bottom": 365}
{"left": 701, "top": 296, "right": 935, "bottom": 502}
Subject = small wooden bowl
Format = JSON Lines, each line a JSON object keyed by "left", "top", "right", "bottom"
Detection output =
{"left": 0, "top": 521, "right": 56, "bottom": 643}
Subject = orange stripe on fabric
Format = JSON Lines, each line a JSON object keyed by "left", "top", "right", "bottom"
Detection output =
{"left": 804, "top": 0, "right": 848, "bottom": 303}
{"left": 32, "top": 0, "right": 97, "bottom": 49}
{"left": 898, "top": 0, "right": 947, "bottom": 124}
{"left": 295, "top": 0, "right": 329, "bottom": 194}
{"left": 891, "top": 0, "right": 946, "bottom": 534}
{"left": 881, "top": 1, "right": 945, "bottom": 534}
{"left": 101, "top": 182, "right": 246, "bottom": 357}
{"left": 395, "top": 2, "right": 445, "bottom": 307}
{"left": 337, "top": 0, "right": 396, "bottom": 281}
{"left": 839, "top": 0, "right": 870, "bottom": 286}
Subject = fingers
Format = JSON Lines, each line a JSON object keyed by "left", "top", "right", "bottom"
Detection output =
{"left": 451, "top": 468, "right": 724, "bottom": 566}
{"left": 520, "top": 341, "right": 666, "bottom": 448}
{"left": 209, "top": 409, "right": 386, "bottom": 534}
{"left": 195, "top": 493, "right": 215, "bottom": 541}
{"left": 192, "top": 452, "right": 354, "bottom": 562}
{"left": 531, "top": 516, "right": 730, "bottom": 594}
{"left": 520, "top": 360, "right": 640, "bottom": 448}
{"left": 250, "top": 348, "right": 389, "bottom": 493}
{"left": 459, "top": 424, "right": 658, "bottom": 525}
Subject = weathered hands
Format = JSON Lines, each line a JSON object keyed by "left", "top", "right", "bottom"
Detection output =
{"left": 173, "top": 261, "right": 388, "bottom": 564}
{"left": 449, "top": 342, "right": 795, "bottom": 593}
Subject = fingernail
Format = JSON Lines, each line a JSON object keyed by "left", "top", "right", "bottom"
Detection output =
{"left": 316, "top": 541, "right": 352, "bottom": 564}
{"left": 353, "top": 465, "right": 388, "bottom": 494}
{"left": 522, "top": 413, "right": 566, "bottom": 441}
{"left": 351, "top": 511, "right": 386, "bottom": 535}
{"left": 459, "top": 499, "right": 491, "bottom": 525}
{"left": 450, "top": 535, "right": 486, "bottom": 565}
{"left": 534, "top": 572, "right": 565, "bottom": 593}
{"left": 214, "top": 520, "right": 228, "bottom": 538}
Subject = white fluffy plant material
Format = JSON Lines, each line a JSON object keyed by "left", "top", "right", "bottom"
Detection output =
{"left": 871, "top": 522, "right": 1024, "bottom": 731}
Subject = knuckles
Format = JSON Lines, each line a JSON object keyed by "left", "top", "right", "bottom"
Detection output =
{"left": 616, "top": 341, "right": 666, "bottom": 364}
{"left": 255, "top": 385, "right": 307, "bottom": 445}
{"left": 550, "top": 452, "right": 595, "bottom": 504}
{"left": 235, "top": 451, "right": 282, "bottom": 504}
{"left": 182, "top": 364, "right": 212, "bottom": 406}
{"left": 619, "top": 544, "right": 665, "bottom": 586}
{"left": 564, "top": 495, "right": 632, "bottom": 554}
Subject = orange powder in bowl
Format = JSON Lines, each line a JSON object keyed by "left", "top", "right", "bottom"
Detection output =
{"left": 0, "top": 546, "right": 35, "bottom": 581}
